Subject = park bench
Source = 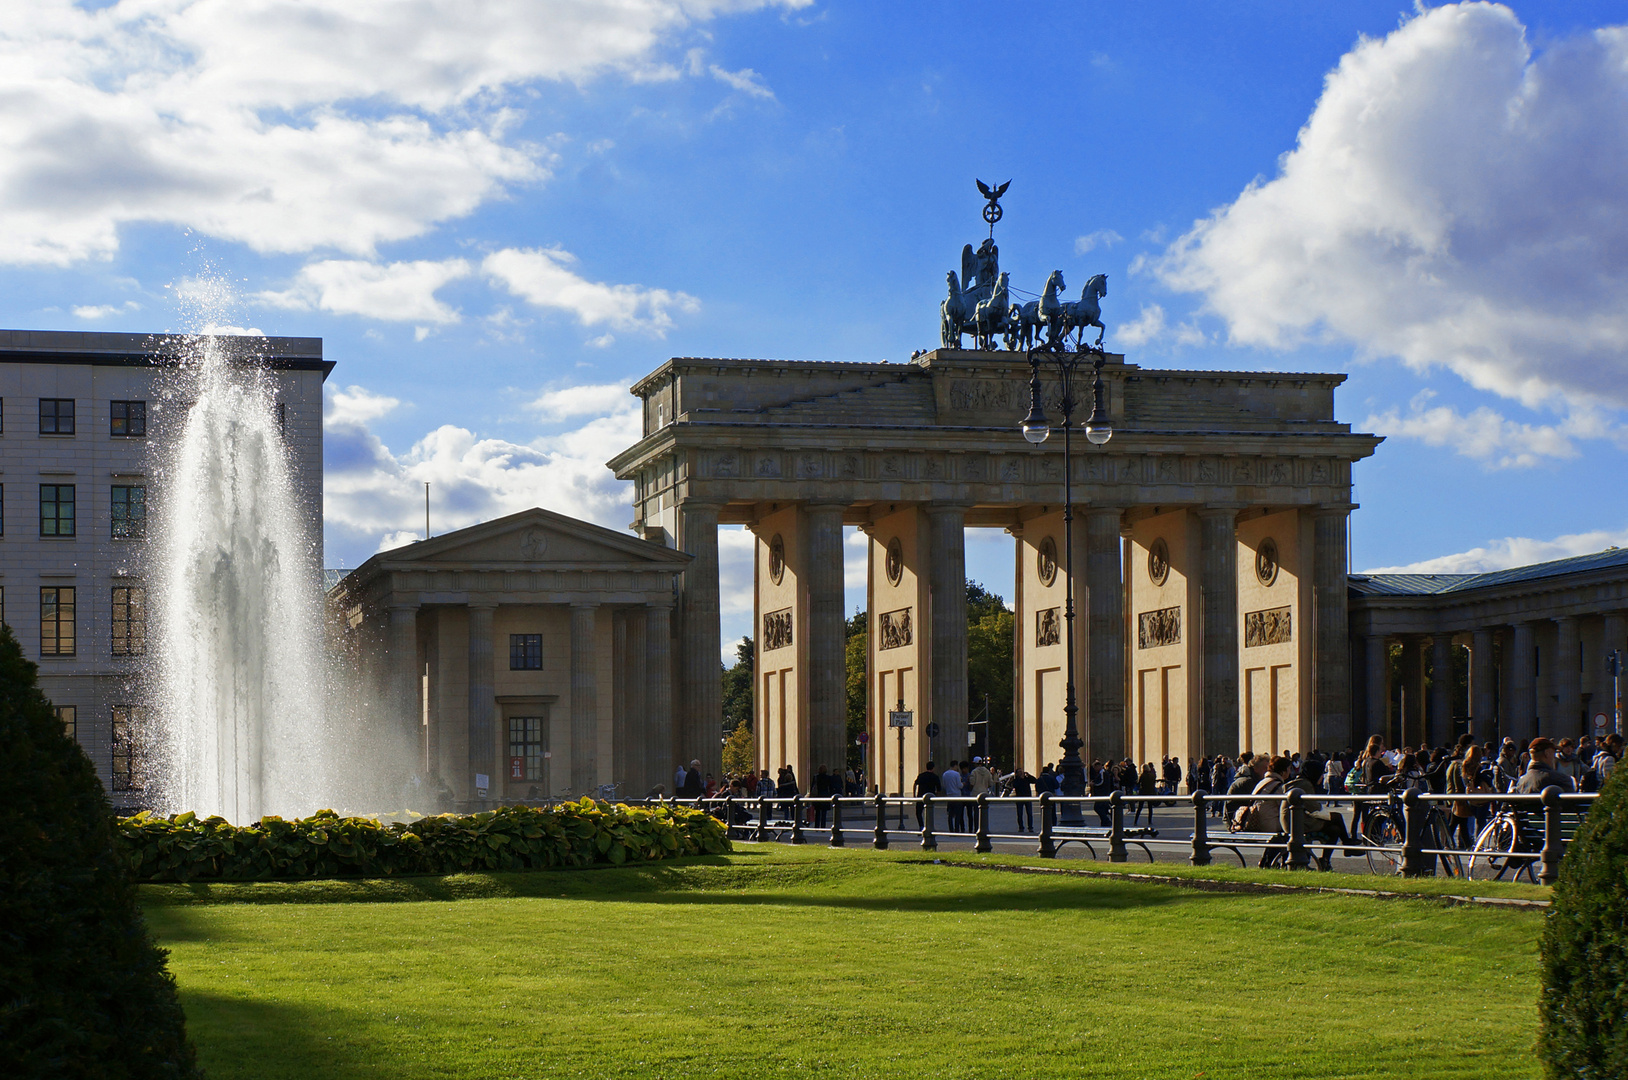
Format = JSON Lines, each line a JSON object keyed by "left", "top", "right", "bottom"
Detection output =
{"left": 1051, "top": 825, "right": 1159, "bottom": 862}
{"left": 1193, "top": 830, "right": 1283, "bottom": 867}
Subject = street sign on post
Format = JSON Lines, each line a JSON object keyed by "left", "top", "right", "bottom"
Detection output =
{"left": 889, "top": 710, "right": 914, "bottom": 728}
{"left": 890, "top": 704, "right": 913, "bottom": 830}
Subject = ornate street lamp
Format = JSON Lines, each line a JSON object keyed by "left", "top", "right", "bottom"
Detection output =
{"left": 1020, "top": 342, "right": 1112, "bottom": 824}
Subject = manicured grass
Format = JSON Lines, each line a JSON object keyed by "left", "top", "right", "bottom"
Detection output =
{"left": 144, "top": 847, "right": 1544, "bottom": 1079}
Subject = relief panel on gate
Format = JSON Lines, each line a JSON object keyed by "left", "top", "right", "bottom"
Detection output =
{"left": 1244, "top": 606, "right": 1292, "bottom": 648}
{"left": 763, "top": 607, "right": 793, "bottom": 651}
{"left": 1138, "top": 606, "right": 1180, "bottom": 649}
{"left": 1036, "top": 606, "right": 1061, "bottom": 647}
{"left": 879, "top": 607, "right": 913, "bottom": 650}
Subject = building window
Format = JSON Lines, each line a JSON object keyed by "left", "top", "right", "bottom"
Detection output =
{"left": 40, "top": 587, "right": 75, "bottom": 656}
{"left": 56, "top": 705, "right": 75, "bottom": 740}
{"left": 40, "top": 484, "right": 74, "bottom": 537}
{"left": 111, "top": 485, "right": 146, "bottom": 539}
{"left": 39, "top": 398, "right": 74, "bottom": 434}
{"left": 111, "top": 706, "right": 144, "bottom": 792}
{"left": 0, "top": 482, "right": 5, "bottom": 535}
{"left": 111, "top": 400, "right": 146, "bottom": 437}
{"left": 508, "top": 714, "right": 547, "bottom": 781}
{"left": 112, "top": 586, "right": 146, "bottom": 656}
{"left": 509, "top": 633, "right": 542, "bottom": 670}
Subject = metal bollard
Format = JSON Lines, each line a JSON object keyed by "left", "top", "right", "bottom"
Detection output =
{"left": 724, "top": 794, "right": 735, "bottom": 837}
{"left": 920, "top": 793, "right": 937, "bottom": 851}
{"left": 873, "top": 792, "right": 889, "bottom": 850}
{"left": 1401, "top": 789, "right": 1428, "bottom": 877}
{"left": 755, "top": 795, "right": 769, "bottom": 843}
{"left": 790, "top": 795, "right": 806, "bottom": 845}
{"left": 1190, "top": 791, "right": 1211, "bottom": 866}
{"left": 1539, "top": 786, "right": 1564, "bottom": 886}
{"left": 974, "top": 793, "right": 992, "bottom": 853}
{"left": 1108, "top": 791, "right": 1127, "bottom": 863}
{"left": 829, "top": 794, "right": 844, "bottom": 848}
{"left": 1037, "top": 793, "right": 1056, "bottom": 859}
{"left": 1286, "top": 788, "right": 1310, "bottom": 870}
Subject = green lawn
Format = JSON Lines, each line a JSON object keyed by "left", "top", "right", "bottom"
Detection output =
{"left": 144, "top": 847, "right": 1545, "bottom": 1080}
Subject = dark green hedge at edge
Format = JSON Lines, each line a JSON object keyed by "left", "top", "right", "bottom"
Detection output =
{"left": 1539, "top": 762, "right": 1628, "bottom": 1079}
{"left": 118, "top": 800, "right": 731, "bottom": 883}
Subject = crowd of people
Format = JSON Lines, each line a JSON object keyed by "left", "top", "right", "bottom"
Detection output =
{"left": 666, "top": 730, "right": 1619, "bottom": 860}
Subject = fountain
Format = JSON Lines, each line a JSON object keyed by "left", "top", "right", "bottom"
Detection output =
{"left": 150, "top": 334, "right": 333, "bottom": 822}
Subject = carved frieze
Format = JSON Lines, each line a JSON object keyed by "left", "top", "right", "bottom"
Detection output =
{"left": 963, "top": 456, "right": 987, "bottom": 481}
{"left": 796, "top": 453, "right": 822, "bottom": 479}
{"left": 755, "top": 453, "right": 781, "bottom": 478}
{"left": 879, "top": 607, "right": 913, "bottom": 650}
{"left": 839, "top": 454, "right": 861, "bottom": 479}
{"left": 1198, "top": 459, "right": 1217, "bottom": 483}
{"left": 763, "top": 607, "right": 793, "bottom": 651}
{"left": 1138, "top": 606, "right": 1180, "bottom": 649}
{"left": 1244, "top": 606, "right": 1292, "bottom": 648}
{"left": 881, "top": 454, "right": 904, "bottom": 479}
{"left": 713, "top": 452, "right": 739, "bottom": 478}
{"left": 1036, "top": 606, "right": 1061, "bottom": 647}
{"left": 999, "top": 459, "right": 1022, "bottom": 482}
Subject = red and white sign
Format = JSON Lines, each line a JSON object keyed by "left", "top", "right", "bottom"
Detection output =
{"left": 509, "top": 756, "right": 525, "bottom": 779}
{"left": 1594, "top": 712, "right": 1610, "bottom": 734}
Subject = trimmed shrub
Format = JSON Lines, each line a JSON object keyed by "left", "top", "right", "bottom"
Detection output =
{"left": 119, "top": 799, "right": 731, "bottom": 883}
{"left": 0, "top": 625, "right": 200, "bottom": 1078}
{"left": 1539, "top": 764, "right": 1628, "bottom": 1077}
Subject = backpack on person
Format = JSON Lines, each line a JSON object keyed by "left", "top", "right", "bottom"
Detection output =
{"left": 1344, "top": 763, "right": 1366, "bottom": 794}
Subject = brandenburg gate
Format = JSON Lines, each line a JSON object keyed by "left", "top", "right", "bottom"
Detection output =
{"left": 608, "top": 348, "right": 1382, "bottom": 789}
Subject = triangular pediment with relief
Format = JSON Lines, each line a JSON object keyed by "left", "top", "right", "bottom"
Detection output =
{"left": 377, "top": 507, "right": 690, "bottom": 569}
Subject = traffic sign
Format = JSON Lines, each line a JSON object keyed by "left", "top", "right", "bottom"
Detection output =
{"left": 889, "top": 710, "right": 914, "bottom": 728}
{"left": 856, "top": 731, "right": 870, "bottom": 744}
{"left": 926, "top": 722, "right": 940, "bottom": 738}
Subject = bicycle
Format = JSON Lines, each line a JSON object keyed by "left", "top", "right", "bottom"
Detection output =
{"left": 1354, "top": 790, "right": 1464, "bottom": 878}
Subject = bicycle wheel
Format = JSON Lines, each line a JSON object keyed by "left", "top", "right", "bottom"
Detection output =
{"left": 1362, "top": 813, "right": 1403, "bottom": 875}
{"left": 1468, "top": 816, "right": 1521, "bottom": 881}
{"left": 1430, "top": 813, "right": 1465, "bottom": 879}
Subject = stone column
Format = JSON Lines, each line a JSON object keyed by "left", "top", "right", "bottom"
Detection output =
{"left": 645, "top": 600, "right": 674, "bottom": 795}
{"left": 621, "top": 608, "right": 648, "bottom": 794}
{"left": 1365, "top": 634, "right": 1388, "bottom": 744}
{"left": 1429, "top": 633, "right": 1455, "bottom": 747}
{"left": 1399, "top": 637, "right": 1425, "bottom": 748}
{"left": 1471, "top": 627, "right": 1496, "bottom": 740}
{"left": 466, "top": 601, "right": 497, "bottom": 800}
{"left": 1312, "top": 509, "right": 1352, "bottom": 751}
{"left": 1198, "top": 508, "right": 1239, "bottom": 758}
{"left": 927, "top": 505, "right": 969, "bottom": 764}
{"left": 570, "top": 603, "right": 600, "bottom": 795}
{"left": 1555, "top": 615, "right": 1580, "bottom": 739}
{"left": 1084, "top": 507, "right": 1125, "bottom": 762}
{"left": 1510, "top": 621, "right": 1537, "bottom": 746}
{"left": 387, "top": 603, "right": 421, "bottom": 746}
{"left": 612, "top": 610, "right": 628, "bottom": 790}
{"left": 806, "top": 504, "right": 848, "bottom": 774}
{"left": 677, "top": 501, "right": 722, "bottom": 777}
{"left": 1606, "top": 612, "right": 1627, "bottom": 733}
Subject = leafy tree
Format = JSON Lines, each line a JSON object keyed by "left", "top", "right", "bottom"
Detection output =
{"left": 721, "top": 722, "right": 754, "bottom": 778}
{"left": 720, "top": 636, "right": 753, "bottom": 735}
{"left": 0, "top": 623, "right": 201, "bottom": 1078}
{"left": 845, "top": 613, "right": 867, "bottom": 769}
{"left": 1539, "top": 764, "right": 1628, "bottom": 1076}
{"left": 966, "top": 579, "right": 1014, "bottom": 768}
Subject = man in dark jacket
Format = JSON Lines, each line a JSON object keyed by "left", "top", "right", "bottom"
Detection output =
{"left": 1514, "top": 738, "right": 1576, "bottom": 794}
{"left": 913, "top": 761, "right": 941, "bottom": 828}
{"left": 680, "top": 759, "right": 705, "bottom": 800}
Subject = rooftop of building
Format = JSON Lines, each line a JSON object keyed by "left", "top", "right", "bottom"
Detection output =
{"left": 0, "top": 329, "right": 332, "bottom": 375}
{"left": 1349, "top": 546, "right": 1628, "bottom": 596}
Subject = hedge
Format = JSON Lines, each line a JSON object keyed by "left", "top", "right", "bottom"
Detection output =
{"left": 118, "top": 800, "right": 731, "bottom": 883}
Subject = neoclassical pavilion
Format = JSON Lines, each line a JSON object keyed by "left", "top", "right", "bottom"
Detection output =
{"left": 1350, "top": 548, "right": 1628, "bottom": 749}
{"left": 335, "top": 508, "right": 691, "bottom": 804}
{"left": 608, "top": 349, "right": 1383, "bottom": 790}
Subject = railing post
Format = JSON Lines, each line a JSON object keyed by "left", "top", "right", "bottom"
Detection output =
{"left": 872, "top": 793, "right": 889, "bottom": 850}
{"left": 1190, "top": 791, "right": 1211, "bottom": 866}
{"left": 920, "top": 793, "right": 937, "bottom": 851}
{"left": 790, "top": 795, "right": 806, "bottom": 845}
{"left": 1108, "top": 791, "right": 1127, "bottom": 863}
{"left": 1539, "top": 786, "right": 1564, "bottom": 886}
{"left": 1401, "top": 789, "right": 1427, "bottom": 877}
{"left": 1037, "top": 793, "right": 1056, "bottom": 859}
{"left": 829, "top": 795, "right": 845, "bottom": 848}
{"left": 755, "top": 795, "right": 768, "bottom": 843}
{"left": 974, "top": 794, "right": 992, "bottom": 853}
{"left": 1286, "top": 788, "right": 1309, "bottom": 870}
{"left": 724, "top": 794, "right": 735, "bottom": 836}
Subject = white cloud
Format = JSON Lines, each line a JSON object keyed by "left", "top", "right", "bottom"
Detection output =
{"left": 324, "top": 379, "right": 640, "bottom": 547}
{"left": 1113, "top": 303, "right": 1205, "bottom": 350}
{"left": 1364, "top": 527, "right": 1628, "bottom": 575}
{"left": 1074, "top": 229, "right": 1122, "bottom": 255}
{"left": 1364, "top": 391, "right": 1589, "bottom": 468}
{"left": 484, "top": 247, "right": 699, "bottom": 334}
{"left": 529, "top": 382, "right": 634, "bottom": 422}
{"left": 72, "top": 300, "right": 140, "bottom": 319}
{"left": 0, "top": 0, "right": 804, "bottom": 265}
{"left": 258, "top": 258, "right": 472, "bottom": 323}
{"left": 1153, "top": 3, "right": 1628, "bottom": 412}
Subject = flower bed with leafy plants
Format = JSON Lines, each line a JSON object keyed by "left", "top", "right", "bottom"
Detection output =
{"left": 118, "top": 800, "right": 730, "bottom": 882}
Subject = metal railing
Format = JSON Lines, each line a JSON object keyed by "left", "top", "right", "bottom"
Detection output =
{"left": 645, "top": 787, "right": 1598, "bottom": 885}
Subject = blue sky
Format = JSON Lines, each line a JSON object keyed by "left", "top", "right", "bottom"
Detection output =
{"left": 3, "top": 1, "right": 1627, "bottom": 656}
